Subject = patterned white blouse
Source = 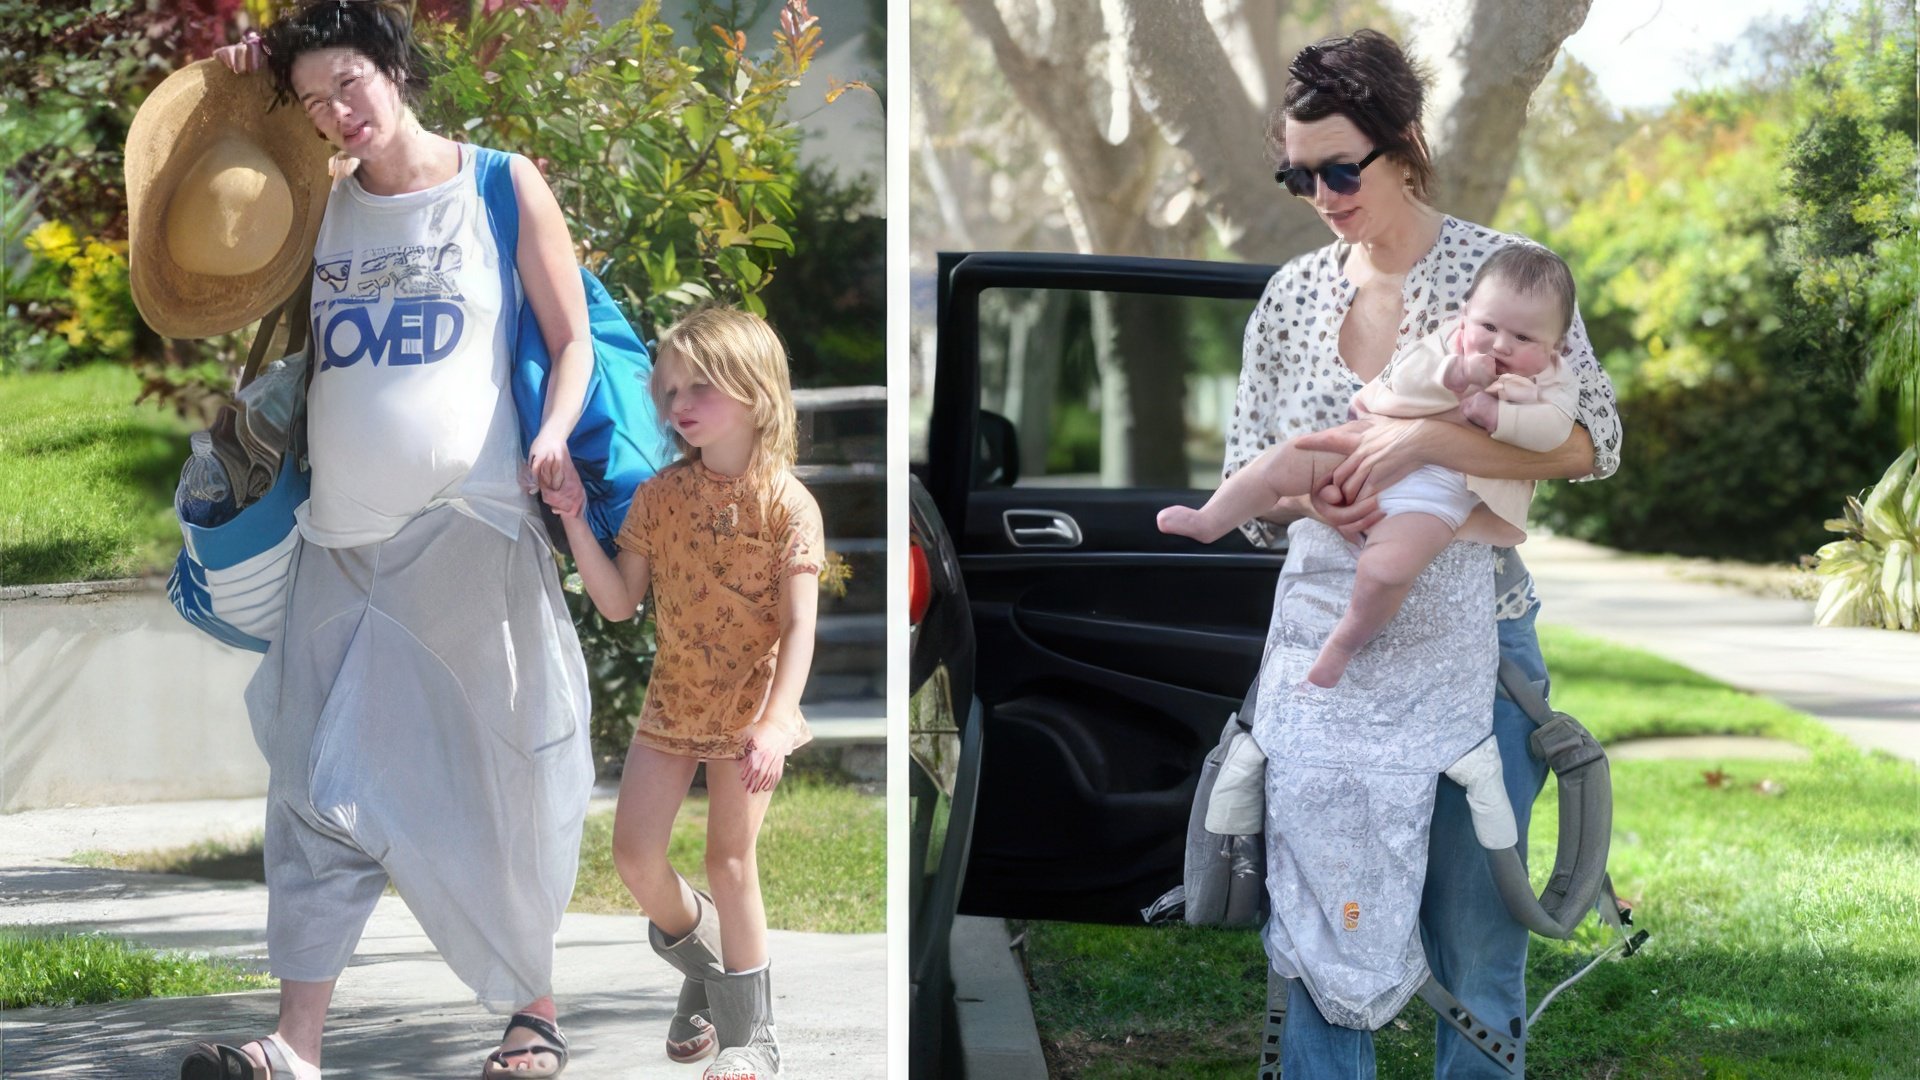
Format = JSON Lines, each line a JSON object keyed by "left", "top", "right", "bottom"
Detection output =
{"left": 1224, "top": 215, "right": 1623, "bottom": 620}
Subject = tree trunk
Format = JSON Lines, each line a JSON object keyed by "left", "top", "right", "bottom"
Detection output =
{"left": 1092, "top": 292, "right": 1191, "bottom": 487}
{"left": 1398, "top": 0, "right": 1596, "bottom": 226}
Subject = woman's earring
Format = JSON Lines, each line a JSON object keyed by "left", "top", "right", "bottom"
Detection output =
{"left": 1403, "top": 168, "right": 1413, "bottom": 183}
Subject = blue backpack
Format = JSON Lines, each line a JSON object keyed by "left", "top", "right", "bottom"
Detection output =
{"left": 474, "top": 146, "right": 677, "bottom": 557}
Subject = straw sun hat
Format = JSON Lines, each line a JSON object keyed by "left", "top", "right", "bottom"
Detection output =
{"left": 126, "top": 59, "right": 332, "bottom": 340}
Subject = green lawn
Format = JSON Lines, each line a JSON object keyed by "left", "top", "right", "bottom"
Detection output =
{"left": 0, "top": 930, "right": 271, "bottom": 1009}
{"left": 1026, "top": 625, "right": 1920, "bottom": 1079}
{"left": 0, "top": 364, "right": 191, "bottom": 586}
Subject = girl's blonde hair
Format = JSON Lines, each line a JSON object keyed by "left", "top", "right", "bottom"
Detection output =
{"left": 651, "top": 303, "right": 799, "bottom": 520}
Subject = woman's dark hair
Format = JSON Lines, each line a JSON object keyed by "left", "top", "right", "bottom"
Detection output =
{"left": 1270, "top": 29, "right": 1435, "bottom": 203}
{"left": 262, "top": 0, "right": 432, "bottom": 111}
{"left": 1465, "top": 244, "right": 1578, "bottom": 339}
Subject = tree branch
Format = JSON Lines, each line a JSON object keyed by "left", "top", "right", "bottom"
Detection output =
{"left": 1111, "top": 0, "right": 1323, "bottom": 259}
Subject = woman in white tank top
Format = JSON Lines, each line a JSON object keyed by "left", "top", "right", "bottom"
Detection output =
{"left": 184, "top": 4, "right": 594, "bottom": 1078}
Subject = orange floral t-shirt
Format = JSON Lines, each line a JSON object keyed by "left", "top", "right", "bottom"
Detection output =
{"left": 617, "top": 461, "right": 823, "bottom": 759}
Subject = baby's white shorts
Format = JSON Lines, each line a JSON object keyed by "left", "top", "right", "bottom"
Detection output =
{"left": 1376, "top": 464, "right": 1480, "bottom": 530}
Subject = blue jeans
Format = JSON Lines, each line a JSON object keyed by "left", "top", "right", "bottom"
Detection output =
{"left": 1274, "top": 605, "right": 1552, "bottom": 1079}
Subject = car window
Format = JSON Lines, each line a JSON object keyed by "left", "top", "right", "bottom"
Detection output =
{"left": 973, "top": 287, "right": 1256, "bottom": 490}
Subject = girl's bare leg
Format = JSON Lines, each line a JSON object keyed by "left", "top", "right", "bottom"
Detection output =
{"left": 702, "top": 757, "right": 778, "bottom": 972}
{"left": 1159, "top": 439, "right": 1349, "bottom": 543}
{"left": 1307, "top": 512, "right": 1458, "bottom": 687}
{"left": 612, "top": 742, "right": 703, "bottom": 936}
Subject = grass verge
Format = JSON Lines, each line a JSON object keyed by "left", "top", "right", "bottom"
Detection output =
{"left": 0, "top": 364, "right": 191, "bottom": 586}
{"left": 72, "top": 834, "right": 267, "bottom": 881}
{"left": 0, "top": 929, "right": 271, "bottom": 1008}
{"left": 1025, "top": 625, "right": 1920, "bottom": 1079}
{"left": 71, "top": 777, "right": 884, "bottom": 935}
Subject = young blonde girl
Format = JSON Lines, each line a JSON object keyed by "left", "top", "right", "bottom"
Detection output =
{"left": 547, "top": 305, "right": 822, "bottom": 1080}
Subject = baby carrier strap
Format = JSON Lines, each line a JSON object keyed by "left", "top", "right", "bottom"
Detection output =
{"left": 1487, "top": 658, "right": 1641, "bottom": 947}
{"left": 472, "top": 146, "right": 675, "bottom": 556}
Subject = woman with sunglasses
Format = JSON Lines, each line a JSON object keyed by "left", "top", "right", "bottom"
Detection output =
{"left": 1221, "top": 29, "right": 1621, "bottom": 1078}
{"left": 184, "top": 3, "right": 593, "bottom": 1077}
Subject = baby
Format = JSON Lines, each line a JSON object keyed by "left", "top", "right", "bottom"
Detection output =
{"left": 1158, "top": 244, "right": 1581, "bottom": 687}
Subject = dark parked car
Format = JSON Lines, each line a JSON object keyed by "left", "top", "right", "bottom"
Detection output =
{"left": 908, "top": 251, "right": 1284, "bottom": 1076}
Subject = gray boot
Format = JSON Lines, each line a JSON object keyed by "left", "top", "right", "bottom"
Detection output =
{"left": 702, "top": 963, "right": 781, "bottom": 1080}
{"left": 649, "top": 884, "right": 724, "bottom": 1063}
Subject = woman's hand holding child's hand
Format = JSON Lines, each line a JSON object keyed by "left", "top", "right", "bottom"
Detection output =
{"left": 1309, "top": 485, "right": 1383, "bottom": 545}
{"left": 738, "top": 721, "right": 795, "bottom": 795}
{"left": 1296, "top": 416, "right": 1432, "bottom": 505}
{"left": 537, "top": 453, "right": 587, "bottom": 520}
{"left": 527, "top": 431, "right": 572, "bottom": 491}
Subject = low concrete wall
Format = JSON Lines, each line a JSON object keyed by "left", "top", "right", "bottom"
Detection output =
{"left": 0, "top": 580, "right": 266, "bottom": 813}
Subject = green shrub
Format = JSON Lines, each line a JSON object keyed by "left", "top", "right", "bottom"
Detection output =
{"left": 758, "top": 164, "right": 885, "bottom": 389}
{"left": 1535, "top": 369, "right": 1901, "bottom": 563}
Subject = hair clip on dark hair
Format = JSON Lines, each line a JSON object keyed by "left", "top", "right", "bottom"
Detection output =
{"left": 1288, "top": 45, "right": 1370, "bottom": 103}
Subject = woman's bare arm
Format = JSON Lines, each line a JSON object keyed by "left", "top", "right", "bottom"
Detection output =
{"left": 511, "top": 156, "right": 594, "bottom": 491}
{"left": 1295, "top": 416, "right": 1596, "bottom": 504}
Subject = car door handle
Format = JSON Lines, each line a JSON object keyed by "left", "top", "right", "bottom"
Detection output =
{"left": 1003, "top": 509, "right": 1083, "bottom": 549}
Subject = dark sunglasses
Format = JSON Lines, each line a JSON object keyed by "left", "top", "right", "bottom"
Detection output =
{"left": 1274, "top": 148, "right": 1384, "bottom": 198}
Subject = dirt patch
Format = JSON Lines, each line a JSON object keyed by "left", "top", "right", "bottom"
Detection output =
{"left": 1608, "top": 735, "right": 1812, "bottom": 762}
{"left": 1043, "top": 1026, "right": 1254, "bottom": 1078}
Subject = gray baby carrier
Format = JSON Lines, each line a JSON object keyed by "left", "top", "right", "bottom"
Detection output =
{"left": 1146, "top": 659, "right": 1648, "bottom": 1076}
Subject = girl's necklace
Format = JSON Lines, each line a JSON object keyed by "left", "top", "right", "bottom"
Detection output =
{"left": 704, "top": 464, "right": 749, "bottom": 540}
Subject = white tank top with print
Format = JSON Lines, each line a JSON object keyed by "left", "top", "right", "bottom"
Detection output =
{"left": 297, "top": 149, "right": 531, "bottom": 548}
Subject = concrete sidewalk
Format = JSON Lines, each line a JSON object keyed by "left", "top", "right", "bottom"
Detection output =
{"left": 0, "top": 798, "right": 885, "bottom": 1078}
{"left": 1524, "top": 534, "right": 1920, "bottom": 764}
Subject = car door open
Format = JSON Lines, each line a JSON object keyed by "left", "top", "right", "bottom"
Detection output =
{"left": 922, "top": 251, "right": 1287, "bottom": 924}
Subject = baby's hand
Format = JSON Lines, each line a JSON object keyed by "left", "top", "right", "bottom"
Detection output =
{"left": 1456, "top": 350, "right": 1499, "bottom": 391}
{"left": 1460, "top": 391, "right": 1501, "bottom": 433}
{"left": 1490, "top": 373, "right": 1542, "bottom": 403}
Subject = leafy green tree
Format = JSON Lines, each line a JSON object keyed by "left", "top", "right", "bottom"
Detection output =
{"left": 756, "top": 163, "right": 883, "bottom": 388}
{"left": 1499, "top": 6, "right": 1912, "bottom": 563}
{"left": 418, "top": 0, "right": 820, "bottom": 334}
{"left": 1775, "top": 3, "right": 1916, "bottom": 419}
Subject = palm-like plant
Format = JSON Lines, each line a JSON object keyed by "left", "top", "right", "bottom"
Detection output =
{"left": 1863, "top": 225, "right": 1919, "bottom": 442}
{"left": 1814, "top": 447, "right": 1920, "bottom": 630}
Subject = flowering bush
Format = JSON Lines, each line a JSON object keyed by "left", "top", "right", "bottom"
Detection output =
{"left": 22, "top": 221, "right": 135, "bottom": 359}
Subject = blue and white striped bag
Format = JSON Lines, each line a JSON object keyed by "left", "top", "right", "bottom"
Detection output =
{"left": 166, "top": 451, "right": 308, "bottom": 653}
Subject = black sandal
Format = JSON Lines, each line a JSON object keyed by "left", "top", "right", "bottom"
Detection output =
{"left": 480, "top": 1012, "right": 569, "bottom": 1078}
{"left": 180, "top": 1036, "right": 297, "bottom": 1080}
